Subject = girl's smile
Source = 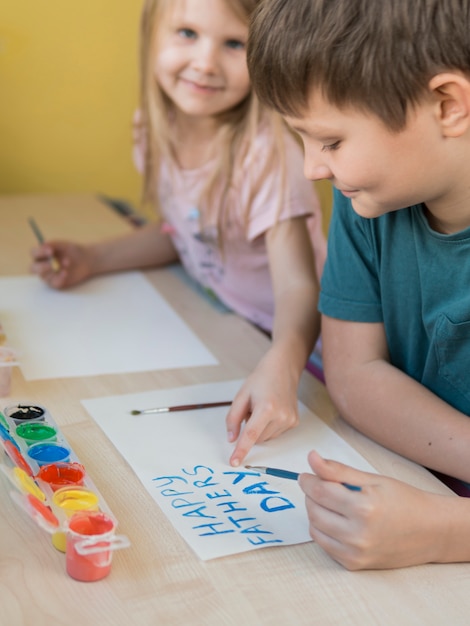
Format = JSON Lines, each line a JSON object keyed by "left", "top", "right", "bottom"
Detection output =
{"left": 154, "top": 0, "right": 251, "bottom": 122}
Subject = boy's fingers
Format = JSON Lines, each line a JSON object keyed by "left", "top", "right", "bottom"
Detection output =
{"left": 306, "top": 450, "right": 372, "bottom": 490}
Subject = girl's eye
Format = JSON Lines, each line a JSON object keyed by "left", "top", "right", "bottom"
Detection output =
{"left": 321, "top": 141, "right": 341, "bottom": 152}
{"left": 225, "top": 39, "right": 245, "bottom": 50}
{"left": 178, "top": 28, "right": 197, "bottom": 40}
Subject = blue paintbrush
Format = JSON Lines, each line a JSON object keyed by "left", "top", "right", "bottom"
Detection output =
{"left": 245, "top": 465, "right": 362, "bottom": 491}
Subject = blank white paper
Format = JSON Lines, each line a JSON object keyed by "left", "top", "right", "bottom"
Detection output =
{"left": 0, "top": 273, "right": 217, "bottom": 379}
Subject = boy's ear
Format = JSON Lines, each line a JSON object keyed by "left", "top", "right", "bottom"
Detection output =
{"left": 428, "top": 72, "right": 470, "bottom": 137}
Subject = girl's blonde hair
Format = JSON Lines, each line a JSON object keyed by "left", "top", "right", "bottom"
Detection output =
{"left": 137, "top": 0, "right": 288, "bottom": 240}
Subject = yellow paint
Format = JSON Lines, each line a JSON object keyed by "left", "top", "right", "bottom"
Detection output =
{"left": 51, "top": 486, "right": 100, "bottom": 552}
{"left": 0, "top": 2, "right": 142, "bottom": 206}
{"left": 13, "top": 466, "right": 46, "bottom": 501}
{"left": 52, "top": 487, "right": 99, "bottom": 515}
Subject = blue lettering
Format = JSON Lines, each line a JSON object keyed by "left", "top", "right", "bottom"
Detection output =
{"left": 247, "top": 536, "right": 283, "bottom": 546}
{"left": 260, "top": 496, "right": 295, "bottom": 512}
{"left": 241, "top": 524, "right": 274, "bottom": 535}
{"left": 223, "top": 470, "right": 260, "bottom": 485}
{"left": 193, "top": 522, "right": 236, "bottom": 536}
{"left": 216, "top": 501, "right": 248, "bottom": 514}
{"left": 243, "top": 482, "right": 279, "bottom": 496}
{"left": 152, "top": 475, "right": 189, "bottom": 487}
{"left": 227, "top": 515, "right": 256, "bottom": 529}
{"left": 183, "top": 465, "right": 214, "bottom": 476}
{"left": 206, "top": 489, "right": 232, "bottom": 500}
{"left": 171, "top": 498, "right": 204, "bottom": 509}
{"left": 193, "top": 476, "right": 219, "bottom": 488}
{"left": 160, "top": 488, "right": 193, "bottom": 497}
{"left": 182, "top": 505, "right": 216, "bottom": 520}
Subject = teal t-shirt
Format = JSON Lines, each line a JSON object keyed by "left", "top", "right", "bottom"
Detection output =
{"left": 319, "top": 189, "right": 470, "bottom": 416}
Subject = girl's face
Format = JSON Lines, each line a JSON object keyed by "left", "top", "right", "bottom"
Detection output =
{"left": 154, "top": 0, "right": 251, "bottom": 121}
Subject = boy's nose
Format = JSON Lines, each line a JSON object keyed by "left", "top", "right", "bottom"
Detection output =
{"left": 304, "top": 156, "right": 333, "bottom": 182}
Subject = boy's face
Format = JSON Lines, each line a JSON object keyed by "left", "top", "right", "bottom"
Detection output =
{"left": 284, "top": 89, "right": 451, "bottom": 219}
{"left": 154, "top": 0, "right": 251, "bottom": 121}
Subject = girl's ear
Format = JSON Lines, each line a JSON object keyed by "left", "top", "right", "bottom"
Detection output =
{"left": 428, "top": 72, "right": 470, "bottom": 138}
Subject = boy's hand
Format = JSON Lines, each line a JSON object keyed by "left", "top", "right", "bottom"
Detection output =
{"left": 299, "top": 451, "right": 446, "bottom": 570}
{"left": 226, "top": 346, "right": 300, "bottom": 466}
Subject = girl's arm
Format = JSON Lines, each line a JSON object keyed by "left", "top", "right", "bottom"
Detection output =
{"left": 30, "top": 221, "right": 179, "bottom": 290}
{"left": 227, "top": 216, "right": 320, "bottom": 466}
{"left": 299, "top": 451, "right": 470, "bottom": 570}
{"left": 322, "top": 315, "right": 470, "bottom": 483}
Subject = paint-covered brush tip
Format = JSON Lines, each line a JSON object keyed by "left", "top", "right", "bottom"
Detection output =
{"left": 130, "top": 410, "right": 141, "bottom": 415}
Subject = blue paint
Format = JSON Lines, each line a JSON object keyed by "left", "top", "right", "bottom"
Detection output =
{"left": 27, "top": 442, "right": 70, "bottom": 466}
{"left": 0, "top": 423, "right": 21, "bottom": 451}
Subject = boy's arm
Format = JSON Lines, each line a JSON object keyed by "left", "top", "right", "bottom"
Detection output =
{"left": 322, "top": 315, "right": 470, "bottom": 482}
{"left": 298, "top": 450, "right": 470, "bottom": 570}
{"left": 227, "top": 216, "right": 320, "bottom": 466}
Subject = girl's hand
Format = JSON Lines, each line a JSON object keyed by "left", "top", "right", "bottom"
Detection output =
{"left": 299, "top": 451, "right": 451, "bottom": 570}
{"left": 30, "top": 240, "right": 94, "bottom": 290}
{"left": 226, "top": 345, "right": 300, "bottom": 466}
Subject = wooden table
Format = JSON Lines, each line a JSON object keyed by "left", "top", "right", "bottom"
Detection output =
{"left": 1, "top": 194, "right": 469, "bottom": 626}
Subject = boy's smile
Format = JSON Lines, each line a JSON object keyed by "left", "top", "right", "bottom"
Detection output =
{"left": 284, "top": 88, "right": 469, "bottom": 231}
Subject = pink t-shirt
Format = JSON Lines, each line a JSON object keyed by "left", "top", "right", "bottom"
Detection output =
{"left": 135, "top": 123, "right": 325, "bottom": 332}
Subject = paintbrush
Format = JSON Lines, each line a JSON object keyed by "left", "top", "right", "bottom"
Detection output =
{"left": 131, "top": 400, "right": 232, "bottom": 415}
{"left": 28, "top": 217, "right": 60, "bottom": 272}
{"left": 245, "top": 465, "right": 362, "bottom": 491}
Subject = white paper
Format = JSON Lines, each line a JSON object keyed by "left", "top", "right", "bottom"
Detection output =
{"left": 82, "top": 380, "right": 377, "bottom": 560}
{"left": 0, "top": 273, "right": 217, "bottom": 380}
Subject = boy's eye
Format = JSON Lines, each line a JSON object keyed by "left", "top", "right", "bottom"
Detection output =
{"left": 321, "top": 141, "right": 341, "bottom": 152}
{"left": 178, "top": 28, "right": 197, "bottom": 39}
{"left": 225, "top": 39, "right": 245, "bottom": 50}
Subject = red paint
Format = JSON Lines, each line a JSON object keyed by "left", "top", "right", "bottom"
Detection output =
{"left": 66, "top": 511, "right": 115, "bottom": 582}
{"left": 27, "top": 494, "right": 60, "bottom": 528}
{"left": 4, "top": 440, "right": 34, "bottom": 476}
{"left": 37, "top": 462, "right": 86, "bottom": 491}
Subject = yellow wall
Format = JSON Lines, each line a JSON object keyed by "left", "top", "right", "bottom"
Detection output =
{"left": 0, "top": 2, "right": 142, "bottom": 205}
{"left": 0, "top": 3, "right": 333, "bottom": 229}
{"left": 315, "top": 180, "right": 332, "bottom": 234}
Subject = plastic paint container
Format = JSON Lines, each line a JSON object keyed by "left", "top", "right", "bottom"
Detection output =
{"left": 51, "top": 486, "right": 100, "bottom": 552}
{"left": 0, "top": 347, "right": 19, "bottom": 397}
{"left": 16, "top": 422, "right": 57, "bottom": 446}
{"left": 66, "top": 511, "right": 129, "bottom": 582}
{"left": 5, "top": 404, "right": 46, "bottom": 425}
{"left": 37, "top": 462, "right": 86, "bottom": 492}
{"left": 27, "top": 442, "right": 70, "bottom": 467}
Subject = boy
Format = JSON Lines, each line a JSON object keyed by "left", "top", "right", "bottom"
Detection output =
{"left": 247, "top": 0, "right": 470, "bottom": 570}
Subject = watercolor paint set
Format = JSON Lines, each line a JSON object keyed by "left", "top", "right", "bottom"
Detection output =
{"left": 0, "top": 403, "right": 130, "bottom": 582}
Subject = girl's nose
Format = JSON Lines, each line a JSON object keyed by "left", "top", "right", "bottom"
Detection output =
{"left": 192, "top": 40, "right": 218, "bottom": 73}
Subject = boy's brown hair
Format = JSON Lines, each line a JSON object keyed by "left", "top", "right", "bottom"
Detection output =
{"left": 248, "top": 0, "right": 470, "bottom": 131}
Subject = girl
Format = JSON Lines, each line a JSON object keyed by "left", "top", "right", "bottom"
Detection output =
{"left": 30, "top": 0, "right": 326, "bottom": 467}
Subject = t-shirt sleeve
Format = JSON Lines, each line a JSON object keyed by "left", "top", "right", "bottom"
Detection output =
{"left": 319, "top": 189, "right": 383, "bottom": 322}
{"left": 239, "top": 129, "right": 321, "bottom": 241}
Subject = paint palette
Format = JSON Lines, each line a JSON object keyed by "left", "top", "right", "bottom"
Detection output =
{"left": 0, "top": 403, "right": 130, "bottom": 581}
